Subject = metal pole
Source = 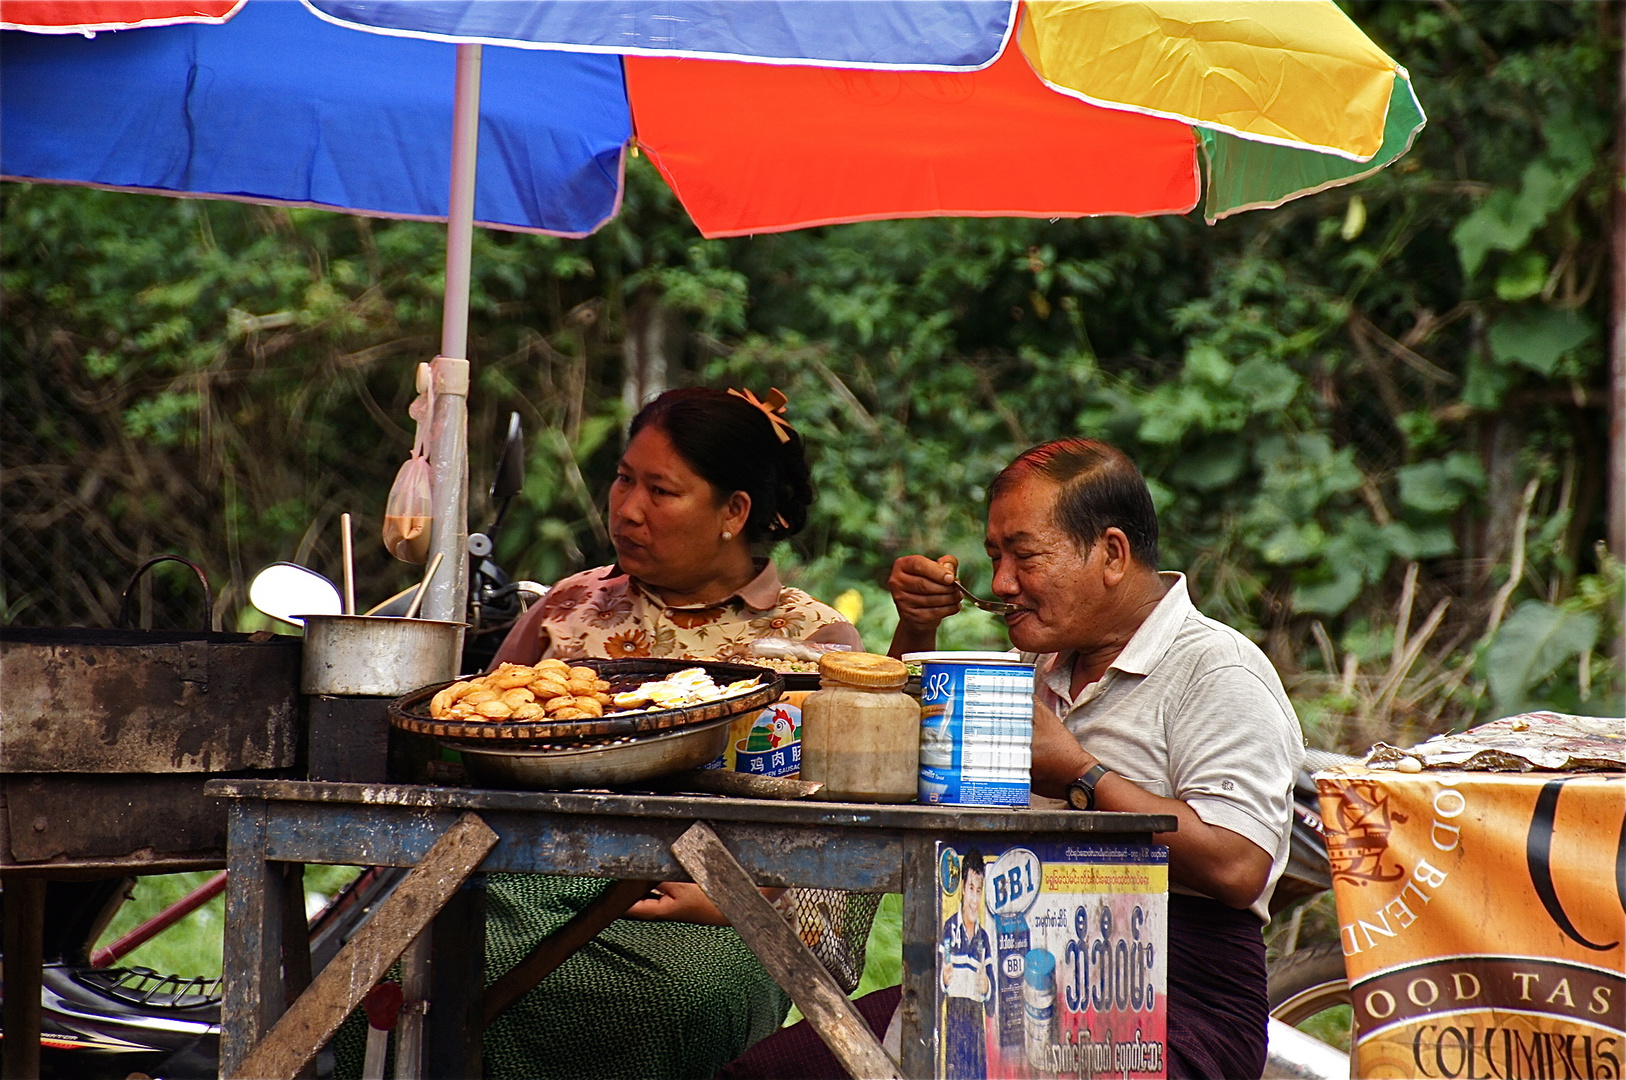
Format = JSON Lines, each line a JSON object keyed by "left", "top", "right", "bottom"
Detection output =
{"left": 1612, "top": 6, "right": 1625, "bottom": 668}
{"left": 423, "top": 43, "right": 480, "bottom": 630}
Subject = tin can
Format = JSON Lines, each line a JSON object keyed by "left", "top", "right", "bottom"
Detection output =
{"left": 905, "top": 652, "right": 1032, "bottom": 806}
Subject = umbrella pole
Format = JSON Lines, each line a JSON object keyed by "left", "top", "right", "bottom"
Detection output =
{"left": 422, "top": 43, "right": 481, "bottom": 632}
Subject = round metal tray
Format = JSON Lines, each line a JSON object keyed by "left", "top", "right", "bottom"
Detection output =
{"left": 388, "top": 657, "right": 785, "bottom": 741}
{"left": 448, "top": 715, "right": 735, "bottom": 790}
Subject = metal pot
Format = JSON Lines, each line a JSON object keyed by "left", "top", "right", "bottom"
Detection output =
{"left": 299, "top": 615, "right": 463, "bottom": 697}
{"left": 451, "top": 715, "right": 735, "bottom": 790}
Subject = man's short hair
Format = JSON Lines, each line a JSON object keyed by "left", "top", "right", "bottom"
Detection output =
{"left": 962, "top": 848, "right": 984, "bottom": 880}
{"left": 989, "top": 438, "right": 1159, "bottom": 568}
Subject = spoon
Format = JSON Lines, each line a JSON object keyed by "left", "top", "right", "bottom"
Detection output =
{"left": 954, "top": 579, "right": 1023, "bottom": 615}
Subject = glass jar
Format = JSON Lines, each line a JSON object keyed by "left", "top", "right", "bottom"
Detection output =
{"left": 800, "top": 651, "right": 920, "bottom": 802}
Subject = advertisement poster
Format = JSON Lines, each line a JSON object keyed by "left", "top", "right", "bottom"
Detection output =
{"left": 934, "top": 841, "right": 1168, "bottom": 1079}
{"left": 1318, "top": 767, "right": 1625, "bottom": 1079}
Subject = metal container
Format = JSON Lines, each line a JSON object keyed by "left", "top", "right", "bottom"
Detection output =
{"left": 299, "top": 614, "right": 464, "bottom": 697}
{"left": 451, "top": 715, "right": 735, "bottom": 790}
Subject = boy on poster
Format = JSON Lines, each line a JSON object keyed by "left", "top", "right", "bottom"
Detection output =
{"left": 941, "top": 848, "right": 995, "bottom": 1079}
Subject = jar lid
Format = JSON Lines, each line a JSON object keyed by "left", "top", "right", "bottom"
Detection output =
{"left": 819, "top": 651, "right": 908, "bottom": 689}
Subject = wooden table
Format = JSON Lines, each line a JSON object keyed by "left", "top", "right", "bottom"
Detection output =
{"left": 208, "top": 779, "right": 1173, "bottom": 1080}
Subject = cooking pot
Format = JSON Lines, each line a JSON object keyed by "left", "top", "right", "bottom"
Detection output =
{"left": 299, "top": 614, "right": 463, "bottom": 697}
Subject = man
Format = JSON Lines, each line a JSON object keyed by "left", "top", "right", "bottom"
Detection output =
{"left": 940, "top": 848, "right": 993, "bottom": 1080}
{"left": 889, "top": 438, "right": 1304, "bottom": 1080}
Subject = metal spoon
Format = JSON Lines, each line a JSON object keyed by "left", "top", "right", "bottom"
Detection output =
{"left": 954, "top": 579, "right": 1023, "bottom": 615}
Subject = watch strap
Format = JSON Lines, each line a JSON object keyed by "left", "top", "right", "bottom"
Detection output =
{"left": 1066, "top": 763, "right": 1110, "bottom": 811}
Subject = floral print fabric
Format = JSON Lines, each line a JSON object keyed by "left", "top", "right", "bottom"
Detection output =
{"left": 531, "top": 560, "right": 862, "bottom": 660}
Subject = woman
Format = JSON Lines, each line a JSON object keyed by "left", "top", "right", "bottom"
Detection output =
{"left": 481, "top": 387, "right": 861, "bottom": 1079}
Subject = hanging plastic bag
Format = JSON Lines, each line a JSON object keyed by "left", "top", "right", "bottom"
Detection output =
{"left": 382, "top": 378, "right": 434, "bottom": 563}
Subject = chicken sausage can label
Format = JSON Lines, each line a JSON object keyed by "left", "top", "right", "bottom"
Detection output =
{"left": 1317, "top": 766, "right": 1625, "bottom": 1079}
{"left": 711, "top": 691, "right": 811, "bottom": 777}
{"left": 909, "top": 653, "right": 1032, "bottom": 807}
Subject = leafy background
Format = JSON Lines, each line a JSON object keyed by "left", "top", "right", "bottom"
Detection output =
{"left": 2, "top": 0, "right": 1620, "bottom": 1011}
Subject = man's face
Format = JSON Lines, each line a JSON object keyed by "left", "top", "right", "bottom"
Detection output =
{"left": 985, "top": 472, "right": 1108, "bottom": 656}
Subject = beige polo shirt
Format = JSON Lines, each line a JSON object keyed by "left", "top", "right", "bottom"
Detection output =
{"left": 1025, "top": 572, "right": 1304, "bottom": 922}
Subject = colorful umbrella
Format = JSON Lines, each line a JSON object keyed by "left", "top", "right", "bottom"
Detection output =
{"left": 2, "top": 0, "right": 1423, "bottom": 625}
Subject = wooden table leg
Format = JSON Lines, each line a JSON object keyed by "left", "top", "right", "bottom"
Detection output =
{"left": 899, "top": 835, "right": 940, "bottom": 1080}
{"left": 2, "top": 875, "right": 45, "bottom": 1080}
{"left": 671, "top": 821, "right": 903, "bottom": 1080}
{"left": 427, "top": 874, "right": 487, "bottom": 1079}
{"left": 222, "top": 799, "right": 286, "bottom": 1079}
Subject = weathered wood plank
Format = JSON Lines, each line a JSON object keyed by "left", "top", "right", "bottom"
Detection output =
{"left": 481, "top": 877, "right": 653, "bottom": 1030}
{"left": 261, "top": 806, "right": 910, "bottom": 891}
{"left": 2, "top": 875, "right": 45, "bottom": 1080}
{"left": 221, "top": 800, "right": 283, "bottom": 1077}
{"left": 899, "top": 834, "right": 941, "bottom": 1080}
{"left": 671, "top": 821, "right": 903, "bottom": 1080}
{"left": 427, "top": 877, "right": 487, "bottom": 1079}
{"left": 208, "top": 779, "right": 1176, "bottom": 836}
{"left": 230, "top": 812, "right": 498, "bottom": 1080}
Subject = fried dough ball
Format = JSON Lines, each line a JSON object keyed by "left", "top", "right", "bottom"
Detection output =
{"left": 529, "top": 677, "right": 569, "bottom": 700}
{"left": 474, "top": 700, "right": 513, "bottom": 719}
{"left": 573, "top": 696, "right": 604, "bottom": 718}
{"left": 500, "top": 688, "right": 535, "bottom": 709}
{"left": 490, "top": 665, "right": 536, "bottom": 689}
{"left": 552, "top": 707, "right": 588, "bottom": 720}
{"left": 592, "top": 679, "right": 612, "bottom": 693}
{"left": 462, "top": 688, "right": 499, "bottom": 707}
{"left": 536, "top": 659, "right": 571, "bottom": 675}
{"left": 565, "top": 679, "right": 597, "bottom": 697}
{"left": 569, "top": 666, "right": 598, "bottom": 682}
{"left": 544, "top": 695, "right": 578, "bottom": 716}
{"left": 512, "top": 702, "right": 545, "bottom": 720}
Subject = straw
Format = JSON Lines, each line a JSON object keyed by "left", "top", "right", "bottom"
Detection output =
{"left": 403, "top": 551, "right": 445, "bottom": 620}
{"left": 340, "top": 513, "right": 356, "bottom": 615}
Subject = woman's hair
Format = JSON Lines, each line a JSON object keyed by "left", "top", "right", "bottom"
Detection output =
{"left": 989, "top": 438, "right": 1159, "bottom": 568}
{"left": 628, "top": 387, "right": 815, "bottom": 543}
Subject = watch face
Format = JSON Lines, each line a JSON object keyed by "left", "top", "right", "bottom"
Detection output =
{"left": 1066, "top": 780, "right": 1091, "bottom": 811}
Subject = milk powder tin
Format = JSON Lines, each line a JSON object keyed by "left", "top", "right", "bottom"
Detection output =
{"left": 905, "top": 652, "right": 1032, "bottom": 806}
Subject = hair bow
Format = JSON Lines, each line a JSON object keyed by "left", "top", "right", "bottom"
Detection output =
{"left": 728, "top": 387, "right": 794, "bottom": 444}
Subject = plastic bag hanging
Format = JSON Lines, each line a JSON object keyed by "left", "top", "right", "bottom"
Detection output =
{"left": 382, "top": 369, "right": 434, "bottom": 563}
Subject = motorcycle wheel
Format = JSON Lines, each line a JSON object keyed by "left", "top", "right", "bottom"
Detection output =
{"left": 1268, "top": 941, "right": 1352, "bottom": 1050}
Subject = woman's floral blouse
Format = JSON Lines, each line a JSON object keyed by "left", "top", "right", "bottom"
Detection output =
{"left": 491, "top": 560, "right": 862, "bottom": 666}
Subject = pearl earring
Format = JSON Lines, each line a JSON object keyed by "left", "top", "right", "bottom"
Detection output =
{"left": 721, "top": 530, "right": 734, "bottom": 541}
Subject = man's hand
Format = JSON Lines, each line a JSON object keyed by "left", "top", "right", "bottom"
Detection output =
{"left": 1030, "top": 700, "right": 1090, "bottom": 799}
{"left": 887, "top": 554, "right": 961, "bottom": 657}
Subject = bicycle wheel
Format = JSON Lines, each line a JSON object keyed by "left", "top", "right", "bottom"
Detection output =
{"left": 1268, "top": 941, "right": 1352, "bottom": 1051}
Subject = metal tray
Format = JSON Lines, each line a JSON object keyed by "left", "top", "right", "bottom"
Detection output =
{"left": 448, "top": 715, "right": 735, "bottom": 790}
{"left": 388, "top": 657, "right": 784, "bottom": 742}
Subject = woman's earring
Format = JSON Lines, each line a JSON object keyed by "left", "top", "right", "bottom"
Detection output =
{"left": 721, "top": 530, "right": 734, "bottom": 541}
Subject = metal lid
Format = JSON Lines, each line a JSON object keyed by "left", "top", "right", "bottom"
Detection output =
{"left": 901, "top": 651, "right": 1031, "bottom": 666}
{"left": 818, "top": 651, "right": 908, "bottom": 690}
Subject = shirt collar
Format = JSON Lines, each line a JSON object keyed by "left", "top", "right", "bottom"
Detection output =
{"left": 619, "top": 558, "right": 783, "bottom": 612}
{"left": 1110, "top": 571, "right": 1192, "bottom": 676}
{"left": 1037, "top": 571, "right": 1192, "bottom": 695}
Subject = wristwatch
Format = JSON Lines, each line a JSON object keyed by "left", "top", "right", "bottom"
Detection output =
{"left": 1065, "top": 764, "right": 1110, "bottom": 811}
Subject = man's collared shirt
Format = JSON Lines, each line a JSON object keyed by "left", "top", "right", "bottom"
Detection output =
{"left": 1025, "top": 572, "right": 1304, "bottom": 921}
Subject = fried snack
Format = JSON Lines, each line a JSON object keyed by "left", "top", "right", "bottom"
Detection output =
{"left": 544, "top": 694, "right": 579, "bottom": 716}
{"left": 573, "top": 696, "right": 604, "bottom": 718}
{"left": 568, "top": 666, "right": 597, "bottom": 682}
{"left": 613, "top": 690, "right": 652, "bottom": 709}
{"left": 529, "top": 677, "right": 569, "bottom": 700}
{"left": 490, "top": 664, "right": 536, "bottom": 689}
{"left": 565, "top": 679, "right": 597, "bottom": 697}
{"left": 593, "top": 692, "right": 613, "bottom": 706}
{"left": 512, "top": 702, "right": 545, "bottom": 720}
{"left": 500, "top": 688, "right": 535, "bottom": 709}
{"left": 474, "top": 700, "right": 513, "bottom": 719}
{"left": 552, "top": 707, "right": 588, "bottom": 720}
{"left": 461, "top": 688, "right": 499, "bottom": 707}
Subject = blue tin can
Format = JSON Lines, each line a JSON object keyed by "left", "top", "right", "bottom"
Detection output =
{"left": 906, "top": 652, "right": 1032, "bottom": 806}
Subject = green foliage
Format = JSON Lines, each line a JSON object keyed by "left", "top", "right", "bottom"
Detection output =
{"left": 4, "top": 1, "right": 1620, "bottom": 744}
